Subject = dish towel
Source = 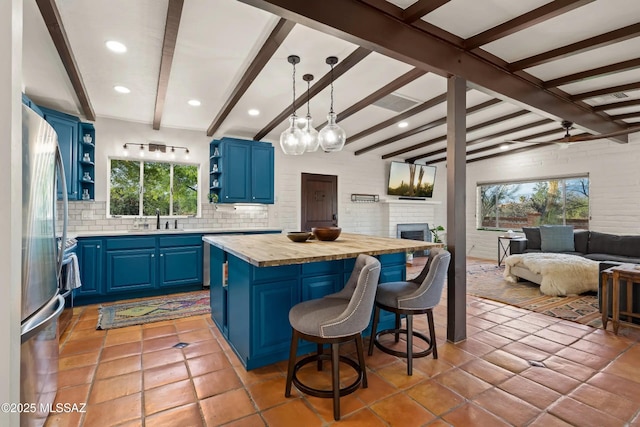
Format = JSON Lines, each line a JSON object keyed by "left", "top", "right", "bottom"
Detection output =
{"left": 65, "top": 253, "right": 83, "bottom": 290}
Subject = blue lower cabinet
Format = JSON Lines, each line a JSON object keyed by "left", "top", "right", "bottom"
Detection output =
{"left": 302, "top": 274, "right": 341, "bottom": 301}
{"left": 75, "top": 239, "right": 103, "bottom": 297}
{"left": 106, "top": 249, "right": 157, "bottom": 292}
{"left": 209, "top": 246, "right": 227, "bottom": 335}
{"left": 159, "top": 246, "right": 203, "bottom": 288}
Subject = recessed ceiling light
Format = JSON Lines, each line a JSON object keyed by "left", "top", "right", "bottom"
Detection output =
{"left": 248, "top": 109, "right": 260, "bottom": 116}
{"left": 398, "top": 121, "right": 409, "bottom": 128}
{"left": 188, "top": 99, "right": 201, "bottom": 107}
{"left": 113, "top": 85, "right": 130, "bottom": 94}
{"left": 105, "top": 40, "right": 127, "bottom": 53}
{"left": 499, "top": 143, "right": 510, "bottom": 150}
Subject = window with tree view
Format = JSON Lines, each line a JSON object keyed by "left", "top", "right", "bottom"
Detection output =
{"left": 110, "top": 159, "right": 199, "bottom": 217}
{"left": 478, "top": 176, "right": 589, "bottom": 230}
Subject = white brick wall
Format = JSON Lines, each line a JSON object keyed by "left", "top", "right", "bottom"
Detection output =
{"left": 464, "top": 133, "right": 640, "bottom": 261}
{"left": 382, "top": 200, "right": 441, "bottom": 238}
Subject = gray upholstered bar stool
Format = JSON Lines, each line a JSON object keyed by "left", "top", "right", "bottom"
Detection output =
{"left": 285, "top": 254, "right": 381, "bottom": 421}
{"left": 368, "top": 248, "right": 450, "bottom": 375}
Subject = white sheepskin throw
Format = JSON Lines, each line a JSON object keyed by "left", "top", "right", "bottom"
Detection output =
{"left": 504, "top": 253, "right": 599, "bottom": 296}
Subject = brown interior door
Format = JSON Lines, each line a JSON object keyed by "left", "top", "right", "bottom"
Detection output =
{"left": 301, "top": 173, "right": 337, "bottom": 231}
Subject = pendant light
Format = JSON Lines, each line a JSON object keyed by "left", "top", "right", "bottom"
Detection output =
{"left": 318, "top": 56, "right": 346, "bottom": 152}
{"left": 301, "top": 74, "right": 319, "bottom": 152}
{"left": 280, "top": 55, "right": 305, "bottom": 155}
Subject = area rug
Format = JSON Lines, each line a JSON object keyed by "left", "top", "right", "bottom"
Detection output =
{"left": 466, "top": 259, "right": 602, "bottom": 328}
{"left": 97, "top": 291, "right": 210, "bottom": 330}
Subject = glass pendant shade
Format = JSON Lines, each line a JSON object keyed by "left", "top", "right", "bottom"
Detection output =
{"left": 280, "top": 115, "right": 306, "bottom": 155}
{"left": 302, "top": 115, "right": 319, "bottom": 152}
{"left": 318, "top": 112, "right": 346, "bottom": 152}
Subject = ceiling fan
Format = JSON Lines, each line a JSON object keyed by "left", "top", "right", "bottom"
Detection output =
{"left": 505, "top": 120, "right": 640, "bottom": 145}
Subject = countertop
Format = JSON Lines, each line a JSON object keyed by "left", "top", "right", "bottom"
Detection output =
{"left": 69, "top": 227, "right": 282, "bottom": 239}
{"left": 202, "top": 232, "right": 443, "bottom": 267}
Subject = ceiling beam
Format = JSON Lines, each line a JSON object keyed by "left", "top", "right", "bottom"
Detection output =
{"left": 253, "top": 47, "right": 370, "bottom": 141}
{"left": 207, "top": 19, "right": 295, "bottom": 137}
{"left": 36, "top": 0, "right": 95, "bottom": 120}
{"left": 238, "top": 0, "right": 627, "bottom": 142}
{"left": 355, "top": 98, "right": 501, "bottom": 155}
{"left": 571, "top": 81, "right": 640, "bottom": 101}
{"left": 420, "top": 127, "right": 563, "bottom": 164}
{"left": 510, "top": 22, "right": 640, "bottom": 71}
{"left": 464, "top": 0, "right": 593, "bottom": 50}
{"left": 402, "top": 0, "right": 451, "bottom": 23}
{"left": 592, "top": 98, "right": 640, "bottom": 112}
{"left": 544, "top": 58, "right": 640, "bottom": 88}
{"left": 346, "top": 92, "right": 448, "bottom": 144}
{"left": 406, "top": 119, "right": 555, "bottom": 163}
{"left": 609, "top": 111, "right": 640, "bottom": 121}
{"left": 467, "top": 144, "right": 549, "bottom": 163}
{"left": 381, "top": 110, "right": 533, "bottom": 159}
{"left": 153, "top": 0, "right": 184, "bottom": 130}
{"left": 317, "top": 67, "right": 427, "bottom": 129}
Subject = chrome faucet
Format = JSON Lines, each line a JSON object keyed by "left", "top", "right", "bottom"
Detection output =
{"left": 156, "top": 208, "right": 160, "bottom": 229}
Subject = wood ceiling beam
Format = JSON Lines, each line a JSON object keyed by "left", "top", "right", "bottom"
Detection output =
{"left": 510, "top": 22, "right": 640, "bottom": 71}
{"left": 381, "top": 109, "right": 533, "bottom": 159}
{"left": 207, "top": 19, "right": 295, "bottom": 137}
{"left": 253, "top": 47, "right": 370, "bottom": 141}
{"left": 571, "top": 82, "right": 640, "bottom": 101}
{"left": 464, "top": 0, "right": 593, "bottom": 50}
{"left": 355, "top": 98, "right": 501, "bottom": 156}
{"left": 592, "top": 98, "right": 640, "bottom": 112}
{"left": 467, "top": 144, "right": 549, "bottom": 164}
{"left": 239, "top": 0, "right": 627, "bottom": 142}
{"left": 36, "top": 0, "right": 95, "bottom": 120}
{"left": 544, "top": 58, "right": 640, "bottom": 88}
{"left": 609, "top": 111, "right": 640, "bottom": 121}
{"left": 402, "top": 0, "right": 451, "bottom": 24}
{"left": 153, "top": 0, "right": 184, "bottom": 130}
{"left": 317, "top": 67, "right": 427, "bottom": 130}
{"left": 406, "top": 119, "right": 555, "bottom": 163}
{"left": 420, "top": 127, "right": 562, "bottom": 164}
{"left": 346, "top": 92, "right": 448, "bottom": 145}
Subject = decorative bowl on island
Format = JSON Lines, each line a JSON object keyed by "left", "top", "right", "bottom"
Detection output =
{"left": 286, "top": 231, "right": 312, "bottom": 242}
{"left": 311, "top": 227, "right": 342, "bottom": 241}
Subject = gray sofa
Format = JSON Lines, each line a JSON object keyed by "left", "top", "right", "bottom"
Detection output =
{"left": 511, "top": 227, "right": 640, "bottom": 264}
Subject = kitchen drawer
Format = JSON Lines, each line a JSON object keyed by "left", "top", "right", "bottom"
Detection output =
{"left": 105, "top": 237, "right": 156, "bottom": 250}
{"left": 158, "top": 235, "right": 202, "bottom": 247}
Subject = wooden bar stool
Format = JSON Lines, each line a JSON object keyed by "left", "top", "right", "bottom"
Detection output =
{"left": 285, "top": 254, "right": 381, "bottom": 420}
{"left": 368, "top": 248, "right": 450, "bottom": 375}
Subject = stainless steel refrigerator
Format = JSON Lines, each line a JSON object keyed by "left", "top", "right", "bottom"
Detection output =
{"left": 20, "top": 105, "right": 68, "bottom": 427}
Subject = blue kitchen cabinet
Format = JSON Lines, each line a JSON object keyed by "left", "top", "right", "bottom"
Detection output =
{"left": 210, "top": 137, "right": 274, "bottom": 204}
{"left": 21, "top": 93, "right": 44, "bottom": 117}
{"left": 75, "top": 239, "right": 104, "bottom": 297}
{"left": 106, "top": 248, "right": 157, "bottom": 293}
{"left": 158, "top": 235, "right": 203, "bottom": 288}
{"left": 40, "top": 106, "right": 79, "bottom": 200}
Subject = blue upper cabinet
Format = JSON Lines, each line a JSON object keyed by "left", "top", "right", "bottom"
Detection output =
{"left": 39, "top": 106, "right": 79, "bottom": 200}
{"left": 211, "top": 137, "right": 274, "bottom": 204}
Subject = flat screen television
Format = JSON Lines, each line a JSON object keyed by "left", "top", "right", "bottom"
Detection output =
{"left": 387, "top": 161, "right": 436, "bottom": 198}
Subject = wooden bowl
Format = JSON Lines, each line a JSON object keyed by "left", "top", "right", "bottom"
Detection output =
{"left": 312, "top": 227, "right": 342, "bottom": 241}
{"left": 286, "top": 231, "right": 311, "bottom": 242}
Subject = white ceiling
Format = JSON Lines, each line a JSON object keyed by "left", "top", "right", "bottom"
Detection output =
{"left": 22, "top": 0, "right": 640, "bottom": 163}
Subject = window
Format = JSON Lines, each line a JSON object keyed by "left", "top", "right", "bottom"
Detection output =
{"left": 109, "top": 159, "right": 199, "bottom": 217}
{"left": 478, "top": 176, "right": 589, "bottom": 230}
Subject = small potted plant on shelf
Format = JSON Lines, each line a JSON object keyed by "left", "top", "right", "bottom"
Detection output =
{"left": 208, "top": 193, "right": 219, "bottom": 204}
{"left": 431, "top": 225, "right": 445, "bottom": 243}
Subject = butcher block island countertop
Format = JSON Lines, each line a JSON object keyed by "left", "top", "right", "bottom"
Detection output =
{"left": 202, "top": 232, "right": 443, "bottom": 267}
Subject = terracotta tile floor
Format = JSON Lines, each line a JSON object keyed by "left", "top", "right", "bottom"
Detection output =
{"left": 46, "top": 259, "right": 640, "bottom": 427}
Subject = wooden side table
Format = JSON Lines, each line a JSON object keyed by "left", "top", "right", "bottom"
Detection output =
{"left": 600, "top": 264, "right": 640, "bottom": 334}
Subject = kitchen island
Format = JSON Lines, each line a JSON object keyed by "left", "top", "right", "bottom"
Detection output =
{"left": 203, "top": 232, "right": 442, "bottom": 370}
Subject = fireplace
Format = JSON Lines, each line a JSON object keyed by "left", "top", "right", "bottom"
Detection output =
{"left": 397, "top": 223, "right": 431, "bottom": 257}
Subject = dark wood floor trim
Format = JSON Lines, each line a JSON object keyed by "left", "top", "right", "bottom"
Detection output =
{"left": 153, "top": 0, "right": 184, "bottom": 130}
{"left": 207, "top": 19, "right": 295, "bottom": 137}
{"left": 36, "top": 0, "right": 95, "bottom": 120}
{"left": 253, "top": 47, "right": 370, "bottom": 141}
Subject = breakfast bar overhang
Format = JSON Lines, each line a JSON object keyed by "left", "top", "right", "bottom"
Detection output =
{"left": 203, "top": 232, "right": 443, "bottom": 370}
